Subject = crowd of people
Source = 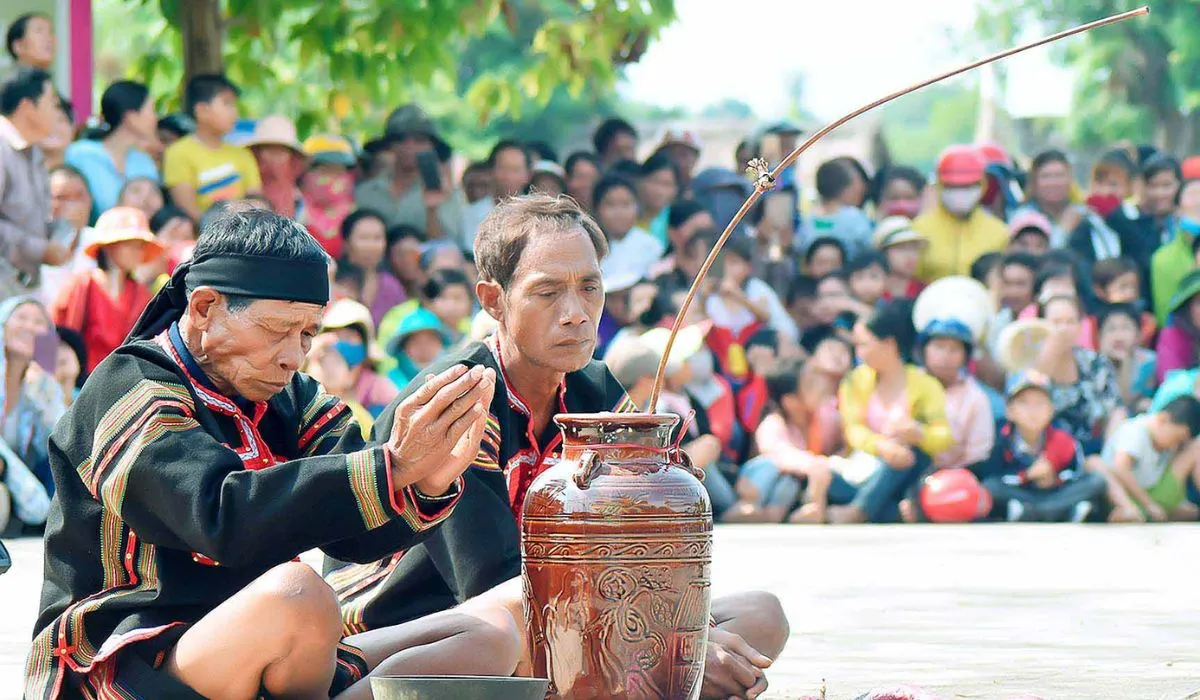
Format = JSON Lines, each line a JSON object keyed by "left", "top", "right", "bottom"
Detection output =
{"left": 5, "top": 10, "right": 1200, "bottom": 536}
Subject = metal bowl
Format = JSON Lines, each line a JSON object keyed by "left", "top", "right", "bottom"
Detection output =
{"left": 369, "top": 675, "right": 549, "bottom": 700}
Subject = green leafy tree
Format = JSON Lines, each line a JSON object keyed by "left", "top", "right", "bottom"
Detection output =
{"left": 98, "top": 0, "right": 675, "bottom": 148}
{"left": 878, "top": 84, "right": 980, "bottom": 171}
{"left": 974, "top": 0, "right": 1200, "bottom": 153}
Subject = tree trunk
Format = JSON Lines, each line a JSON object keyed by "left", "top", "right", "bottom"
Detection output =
{"left": 179, "top": 0, "right": 224, "bottom": 89}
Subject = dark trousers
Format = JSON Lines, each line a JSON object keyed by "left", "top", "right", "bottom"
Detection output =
{"left": 983, "top": 472, "right": 1107, "bottom": 521}
{"left": 846, "top": 451, "right": 931, "bottom": 523}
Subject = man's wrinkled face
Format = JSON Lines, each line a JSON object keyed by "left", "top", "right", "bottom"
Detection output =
{"left": 191, "top": 292, "right": 324, "bottom": 402}
{"left": 486, "top": 228, "right": 603, "bottom": 373}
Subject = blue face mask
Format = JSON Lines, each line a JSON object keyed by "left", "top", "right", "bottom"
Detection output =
{"left": 335, "top": 340, "right": 367, "bottom": 369}
{"left": 1180, "top": 217, "right": 1200, "bottom": 236}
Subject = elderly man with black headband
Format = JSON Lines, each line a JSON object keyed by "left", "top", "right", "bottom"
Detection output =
{"left": 25, "top": 207, "right": 522, "bottom": 700}
{"left": 330, "top": 194, "right": 790, "bottom": 700}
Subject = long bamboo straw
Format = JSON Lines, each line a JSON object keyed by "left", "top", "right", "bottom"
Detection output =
{"left": 646, "top": 5, "right": 1150, "bottom": 410}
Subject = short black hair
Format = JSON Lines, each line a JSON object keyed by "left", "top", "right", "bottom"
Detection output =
{"left": 592, "top": 174, "right": 638, "bottom": 210}
{"left": 721, "top": 233, "right": 755, "bottom": 264}
{"left": 564, "top": 151, "right": 598, "bottom": 177}
{"left": 1142, "top": 154, "right": 1182, "bottom": 186}
{"left": 815, "top": 159, "right": 854, "bottom": 201}
{"left": 149, "top": 205, "right": 195, "bottom": 234}
{"left": 640, "top": 151, "right": 680, "bottom": 181}
{"left": 5, "top": 13, "right": 46, "bottom": 60}
{"left": 488, "top": 139, "right": 531, "bottom": 169}
{"left": 340, "top": 208, "right": 386, "bottom": 241}
{"left": 1033, "top": 262, "right": 1080, "bottom": 300}
{"left": 386, "top": 223, "right": 424, "bottom": 247}
{"left": 865, "top": 298, "right": 918, "bottom": 362}
{"left": 0, "top": 67, "right": 51, "bottom": 116}
{"left": 804, "top": 236, "right": 847, "bottom": 267}
{"left": 1162, "top": 395, "right": 1200, "bottom": 437}
{"left": 55, "top": 326, "right": 89, "bottom": 388}
{"left": 100, "top": 80, "right": 150, "bottom": 129}
{"left": 878, "top": 165, "right": 926, "bottom": 196}
{"left": 1031, "top": 149, "right": 1071, "bottom": 174}
{"left": 592, "top": 117, "right": 637, "bottom": 156}
{"left": 787, "top": 275, "right": 818, "bottom": 306}
{"left": 335, "top": 262, "right": 366, "bottom": 293}
{"left": 422, "top": 267, "right": 472, "bottom": 301}
{"left": 1096, "top": 302, "right": 1140, "bottom": 332}
{"left": 526, "top": 140, "right": 558, "bottom": 164}
{"left": 606, "top": 159, "right": 642, "bottom": 181}
{"left": 668, "top": 199, "right": 708, "bottom": 229}
{"left": 970, "top": 251, "right": 1003, "bottom": 285}
{"left": 1000, "top": 251, "right": 1039, "bottom": 276}
{"left": 184, "top": 73, "right": 240, "bottom": 117}
{"left": 846, "top": 251, "right": 889, "bottom": 276}
{"left": 474, "top": 194, "right": 607, "bottom": 290}
{"left": 1091, "top": 257, "right": 1140, "bottom": 290}
{"left": 765, "top": 356, "right": 805, "bottom": 407}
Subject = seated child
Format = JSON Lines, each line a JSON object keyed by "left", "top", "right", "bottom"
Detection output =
{"left": 846, "top": 251, "right": 889, "bottom": 309}
{"left": 918, "top": 320, "right": 995, "bottom": 471}
{"left": 873, "top": 217, "right": 927, "bottom": 301}
{"left": 1097, "top": 303, "right": 1157, "bottom": 413}
{"left": 726, "top": 357, "right": 850, "bottom": 524}
{"left": 386, "top": 307, "right": 451, "bottom": 388}
{"left": 980, "top": 372, "right": 1107, "bottom": 522}
{"left": 799, "top": 323, "right": 854, "bottom": 386}
{"left": 304, "top": 332, "right": 374, "bottom": 437}
{"left": 1095, "top": 395, "right": 1200, "bottom": 522}
{"left": 737, "top": 328, "right": 781, "bottom": 435}
{"left": 1091, "top": 257, "right": 1156, "bottom": 346}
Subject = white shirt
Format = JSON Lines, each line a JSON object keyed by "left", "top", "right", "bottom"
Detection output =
{"left": 600, "top": 226, "right": 665, "bottom": 282}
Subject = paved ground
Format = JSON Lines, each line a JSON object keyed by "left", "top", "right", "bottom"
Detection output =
{"left": 2, "top": 525, "right": 1198, "bottom": 699}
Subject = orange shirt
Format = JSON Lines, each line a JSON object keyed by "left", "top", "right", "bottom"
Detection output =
{"left": 52, "top": 270, "right": 152, "bottom": 373}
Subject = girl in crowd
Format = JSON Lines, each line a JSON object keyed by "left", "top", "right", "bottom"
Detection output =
{"left": 40, "top": 166, "right": 98, "bottom": 307}
{"left": 1097, "top": 303, "right": 1157, "bottom": 413}
{"left": 300, "top": 134, "right": 358, "bottom": 259}
{"left": 385, "top": 224, "right": 426, "bottom": 301}
{"left": 1018, "top": 149, "right": 1081, "bottom": 247}
{"left": 338, "top": 209, "right": 406, "bottom": 327}
{"left": 1036, "top": 294, "right": 1125, "bottom": 454}
{"left": 832, "top": 300, "right": 953, "bottom": 523}
{"left": 594, "top": 175, "right": 664, "bottom": 280}
{"left": 0, "top": 297, "right": 66, "bottom": 532}
{"left": 803, "top": 236, "right": 847, "bottom": 279}
{"left": 875, "top": 165, "right": 927, "bottom": 219}
{"left": 246, "top": 116, "right": 308, "bottom": 219}
{"left": 564, "top": 151, "right": 601, "bottom": 211}
{"left": 117, "top": 176, "right": 165, "bottom": 220}
{"left": 51, "top": 207, "right": 164, "bottom": 374}
{"left": 637, "top": 152, "right": 680, "bottom": 247}
{"left": 65, "top": 80, "right": 160, "bottom": 217}
{"left": 1155, "top": 269, "right": 1200, "bottom": 383}
{"left": 319, "top": 299, "right": 399, "bottom": 418}
{"left": 873, "top": 216, "right": 927, "bottom": 301}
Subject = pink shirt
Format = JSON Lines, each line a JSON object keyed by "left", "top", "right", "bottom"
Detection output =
{"left": 935, "top": 376, "right": 995, "bottom": 470}
{"left": 754, "top": 402, "right": 842, "bottom": 476}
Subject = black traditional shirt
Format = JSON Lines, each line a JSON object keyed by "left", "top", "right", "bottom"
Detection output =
{"left": 26, "top": 325, "right": 461, "bottom": 699}
{"left": 329, "top": 337, "right": 634, "bottom": 633}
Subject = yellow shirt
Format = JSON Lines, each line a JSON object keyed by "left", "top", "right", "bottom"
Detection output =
{"left": 912, "top": 204, "right": 1009, "bottom": 283}
{"left": 163, "top": 135, "right": 261, "bottom": 211}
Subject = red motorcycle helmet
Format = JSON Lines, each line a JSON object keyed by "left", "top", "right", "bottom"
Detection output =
{"left": 935, "top": 145, "right": 986, "bottom": 187}
{"left": 920, "top": 468, "right": 992, "bottom": 523}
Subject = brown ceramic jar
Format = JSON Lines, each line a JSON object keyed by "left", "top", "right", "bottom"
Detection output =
{"left": 521, "top": 413, "right": 713, "bottom": 700}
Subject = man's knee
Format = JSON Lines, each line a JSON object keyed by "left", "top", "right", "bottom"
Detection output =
{"left": 713, "top": 590, "right": 790, "bottom": 659}
{"left": 250, "top": 562, "right": 343, "bottom": 641}
{"left": 464, "top": 608, "right": 524, "bottom": 676}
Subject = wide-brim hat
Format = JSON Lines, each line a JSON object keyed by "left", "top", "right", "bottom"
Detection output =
{"left": 304, "top": 134, "right": 357, "bottom": 168}
{"left": 84, "top": 206, "right": 165, "bottom": 263}
{"left": 244, "top": 115, "right": 306, "bottom": 156}
{"left": 381, "top": 104, "right": 451, "bottom": 161}
{"left": 321, "top": 298, "right": 386, "bottom": 363}
{"left": 873, "top": 216, "right": 927, "bottom": 249}
{"left": 995, "top": 319, "right": 1053, "bottom": 374}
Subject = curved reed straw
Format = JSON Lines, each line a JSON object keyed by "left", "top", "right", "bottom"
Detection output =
{"left": 646, "top": 5, "right": 1149, "bottom": 410}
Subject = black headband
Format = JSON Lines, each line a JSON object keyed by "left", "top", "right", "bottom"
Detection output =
{"left": 127, "top": 252, "right": 329, "bottom": 342}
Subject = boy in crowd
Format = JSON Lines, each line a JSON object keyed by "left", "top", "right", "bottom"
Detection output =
{"left": 874, "top": 216, "right": 927, "bottom": 301}
{"left": 1095, "top": 395, "right": 1200, "bottom": 522}
{"left": 1007, "top": 210, "right": 1054, "bottom": 256}
{"left": 726, "top": 356, "right": 849, "bottom": 524}
{"left": 163, "top": 74, "right": 261, "bottom": 219}
{"left": 919, "top": 320, "right": 994, "bottom": 471}
{"left": 980, "top": 372, "right": 1107, "bottom": 522}
{"left": 846, "top": 252, "right": 889, "bottom": 309}
{"left": 1091, "top": 256, "right": 1156, "bottom": 345}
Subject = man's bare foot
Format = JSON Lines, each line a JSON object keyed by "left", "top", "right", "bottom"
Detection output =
{"left": 899, "top": 498, "right": 917, "bottom": 523}
{"left": 788, "top": 503, "right": 826, "bottom": 524}
{"left": 827, "top": 505, "right": 866, "bottom": 524}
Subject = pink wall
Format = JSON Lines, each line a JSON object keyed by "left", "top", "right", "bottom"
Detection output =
{"left": 68, "top": 0, "right": 92, "bottom": 123}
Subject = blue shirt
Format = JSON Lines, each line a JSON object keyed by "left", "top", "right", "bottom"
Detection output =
{"left": 65, "top": 139, "right": 160, "bottom": 219}
{"left": 168, "top": 322, "right": 254, "bottom": 414}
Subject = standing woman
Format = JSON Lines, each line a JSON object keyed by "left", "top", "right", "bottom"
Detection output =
{"left": 338, "top": 209, "right": 406, "bottom": 327}
{"left": 65, "top": 81, "right": 160, "bottom": 218}
{"left": 831, "top": 300, "right": 953, "bottom": 523}
{"left": 637, "top": 152, "right": 680, "bottom": 248}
